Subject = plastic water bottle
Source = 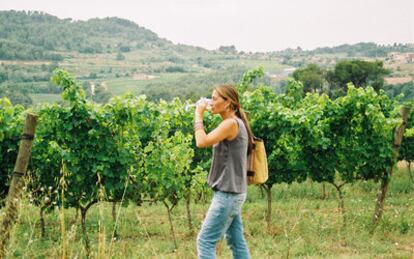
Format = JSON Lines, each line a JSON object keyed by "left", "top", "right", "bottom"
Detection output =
{"left": 185, "top": 98, "right": 212, "bottom": 111}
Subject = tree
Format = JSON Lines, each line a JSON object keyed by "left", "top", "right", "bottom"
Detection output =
{"left": 242, "top": 80, "right": 308, "bottom": 229}
{"left": 237, "top": 66, "right": 265, "bottom": 94}
{"left": 0, "top": 85, "right": 33, "bottom": 107}
{"left": 292, "top": 64, "right": 325, "bottom": 93}
{"left": 311, "top": 85, "right": 398, "bottom": 227}
{"left": 218, "top": 45, "right": 237, "bottom": 54}
{"left": 28, "top": 69, "right": 143, "bottom": 256}
{"left": 399, "top": 101, "right": 414, "bottom": 182}
{"left": 383, "top": 81, "right": 414, "bottom": 102}
{"left": 326, "top": 60, "right": 390, "bottom": 97}
{"left": 143, "top": 132, "right": 193, "bottom": 249}
{"left": 0, "top": 98, "right": 24, "bottom": 207}
{"left": 116, "top": 53, "right": 125, "bottom": 60}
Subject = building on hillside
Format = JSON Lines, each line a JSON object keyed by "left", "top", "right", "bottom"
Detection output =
{"left": 407, "top": 53, "right": 414, "bottom": 63}
{"left": 388, "top": 52, "right": 414, "bottom": 63}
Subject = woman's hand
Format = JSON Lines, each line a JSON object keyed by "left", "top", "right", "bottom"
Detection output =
{"left": 195, "top": 98, "right": 210, "bottom": 115}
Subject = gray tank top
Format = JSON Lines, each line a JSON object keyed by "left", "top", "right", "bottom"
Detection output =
{"left": 207, "top": 117, "right": 248, "bottom": 193}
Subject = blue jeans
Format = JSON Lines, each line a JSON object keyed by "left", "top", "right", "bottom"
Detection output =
{"left": 197, "top": 191, "right": 250, "bottom": 259}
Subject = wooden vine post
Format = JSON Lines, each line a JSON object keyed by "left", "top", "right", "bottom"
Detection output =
{"left": 0, "top": 113, "right": 38, "bottom": 258}
{"left": 371, "top": 106, "right": 410, "bottom": 232}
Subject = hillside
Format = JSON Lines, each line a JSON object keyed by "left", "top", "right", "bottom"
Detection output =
{"left": 0, "top": 10, "right": 413, "bottom": 106}
{"left": 0, "top": 10, "right": 183, "bottom": 60}
{"left": 2, "top": 11, "right": 414, "bottom": 62}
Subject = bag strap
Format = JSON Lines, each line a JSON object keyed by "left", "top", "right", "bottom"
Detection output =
{"left": 252, "top": 136, "right": 263, "bottom": 147}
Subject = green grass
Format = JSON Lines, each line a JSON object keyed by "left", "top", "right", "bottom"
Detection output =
{"left": 2, "top": 170, "right": 413, "bottom": 258}
{"left": 30, "top": 94, "right": 61, "bottom": 105}
{"left": 101, "top": 78, "right": 148, "bottom": 95}
{"left": 103, "top": 73, "right": 188, "bottom": 95}
{"left": 220, "top": 59, "right": 289, "bottom": 74}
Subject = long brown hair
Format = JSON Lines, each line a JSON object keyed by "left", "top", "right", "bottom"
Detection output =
{"left": 214, "top": 84, "right": 254, "bottom": 155}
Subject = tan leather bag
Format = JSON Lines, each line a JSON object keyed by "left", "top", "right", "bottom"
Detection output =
{"left": 247, "top": 137, "right": 268, "bottom": 185}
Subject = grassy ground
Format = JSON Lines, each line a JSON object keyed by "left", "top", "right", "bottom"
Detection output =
{"left": 2, "top": 169, "right": 413, "bottom": 258}
{"left": 30, "top": 94, "right": 61, "bottom": 105}
{"left": 103, "top": 73, "right": 187, "bottom": 96}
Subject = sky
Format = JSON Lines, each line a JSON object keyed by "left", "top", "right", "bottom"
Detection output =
{"left": 1, "top": 0, "right": 413, "bottom": 52}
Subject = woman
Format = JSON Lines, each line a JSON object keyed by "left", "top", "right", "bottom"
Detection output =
{"left": 194, "top": 84, "right": 253, "bottom": 259}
